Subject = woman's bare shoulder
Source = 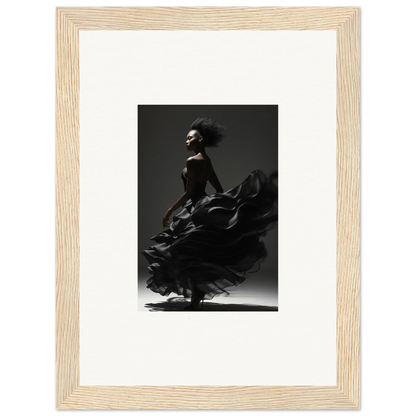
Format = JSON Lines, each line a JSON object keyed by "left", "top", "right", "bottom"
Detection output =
{"left": 186, "top": 156, "right": 206, "bottom": 165}
{"left": 186, "top": 157, "right": 198, "bottom": 166}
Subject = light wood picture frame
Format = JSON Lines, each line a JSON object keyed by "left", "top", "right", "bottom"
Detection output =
{"left": 56, "top": 6, "right": 360, "bottom": 409}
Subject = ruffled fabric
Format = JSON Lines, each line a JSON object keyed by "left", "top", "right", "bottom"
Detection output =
{"left": 141, "top": 169, "right": 278, "bottom": 300}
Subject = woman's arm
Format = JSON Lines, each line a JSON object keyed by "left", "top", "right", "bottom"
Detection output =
{"left": 162, "top": 159, "right": 198, "bottom": 227}
{"left": 208, "top": 166, "right": 223, "bottom": 193}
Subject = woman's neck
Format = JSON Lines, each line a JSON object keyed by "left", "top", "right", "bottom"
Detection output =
{"left": 194, "top": 148, "right": 208, "bottom": 157}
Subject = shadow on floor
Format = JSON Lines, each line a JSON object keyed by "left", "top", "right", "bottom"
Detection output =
{"left": 144, "top": 297, "right": 278, "bottom": 312}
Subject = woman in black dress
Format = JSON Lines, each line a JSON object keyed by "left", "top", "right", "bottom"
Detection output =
{"left": 141, "top": 117, "right": 278, "bottom": 311}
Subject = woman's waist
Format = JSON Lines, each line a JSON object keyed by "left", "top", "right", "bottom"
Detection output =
{"left": 191, "top": 184, "right": 207, "bottom": 201}
{"left": 184, "top": 182, "right": 206, "bottom": 192}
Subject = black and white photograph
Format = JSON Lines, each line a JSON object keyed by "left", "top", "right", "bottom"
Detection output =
{"left": 138, "top": 105, "right": 279, "bottom": 311}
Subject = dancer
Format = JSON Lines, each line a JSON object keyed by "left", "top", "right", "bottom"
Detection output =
{"left": 141, "top": 117, "right": 278, "bottom": 311}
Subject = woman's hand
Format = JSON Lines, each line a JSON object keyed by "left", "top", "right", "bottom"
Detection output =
{"left": 162, "top": 209, "right": 172, "bottom": 228}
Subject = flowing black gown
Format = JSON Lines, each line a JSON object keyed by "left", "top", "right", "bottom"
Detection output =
{"left": 141, "top": 168, "right": 278, "bottom": 301}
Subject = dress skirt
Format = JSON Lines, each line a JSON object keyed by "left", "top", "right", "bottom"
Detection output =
{"left": 141, "top": 169, "right": 278, "bottom": 300}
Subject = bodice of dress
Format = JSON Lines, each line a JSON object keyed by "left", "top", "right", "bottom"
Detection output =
{"left": 181, "top": 168, "right": 207, "bottom": 203}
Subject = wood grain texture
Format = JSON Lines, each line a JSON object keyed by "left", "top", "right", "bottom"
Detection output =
{"left": 56, "top": 8, "right": 79, "bottom": 408}
{"left": 59, "top": 6, "right": 357, "bottom": 30}
{"left": 60, "top": 386, "right": 357, "bottom": 410}
{"left": 56, "top": 6, "right": 360, "bottom": 409}
{"left": 336, "top": 8, "right": 360, "bottom": 407}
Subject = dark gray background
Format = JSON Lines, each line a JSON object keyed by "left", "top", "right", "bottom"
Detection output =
{"left": 138, "top": 105, "right": 278, "bottom": 274}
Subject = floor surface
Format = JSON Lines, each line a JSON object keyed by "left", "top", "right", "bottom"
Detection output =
{"left": 138, "top": 271, "right": 278, "bottom": 312}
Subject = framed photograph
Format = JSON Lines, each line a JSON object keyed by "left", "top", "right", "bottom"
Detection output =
{"left": 56, "top": 7, "right": 360, "bottom": 409}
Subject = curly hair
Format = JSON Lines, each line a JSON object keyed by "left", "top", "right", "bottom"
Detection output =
{"left": 189, "top": 117, "right": 227, "bottom": 148}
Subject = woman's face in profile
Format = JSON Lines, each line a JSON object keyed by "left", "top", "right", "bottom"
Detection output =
{"left": 186, "top": 130, "right": 201, "bottom": 151}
